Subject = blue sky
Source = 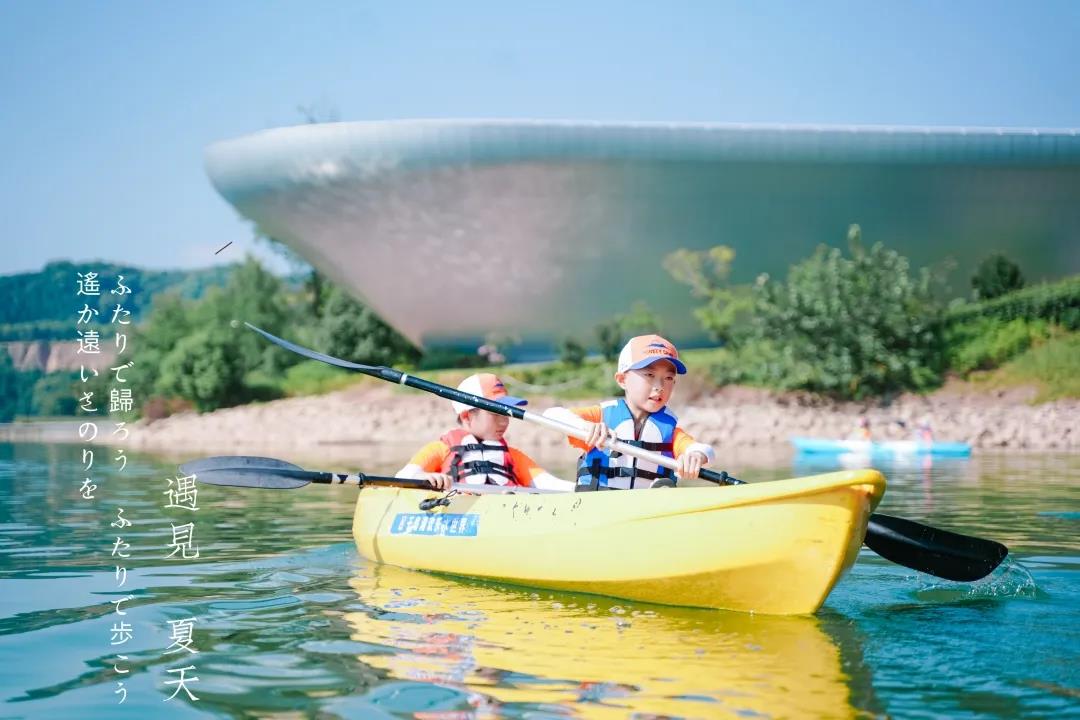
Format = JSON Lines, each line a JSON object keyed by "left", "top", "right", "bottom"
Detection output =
{"left": 2, "top": 0, "right": 1078, "bottom": 275}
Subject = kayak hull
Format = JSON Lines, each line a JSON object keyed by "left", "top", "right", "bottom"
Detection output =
{"left": 352, "top": 470, "right": 885, "bottom": 615}
{"left": 791, "top": 436, "right": 972, "bottom": 457}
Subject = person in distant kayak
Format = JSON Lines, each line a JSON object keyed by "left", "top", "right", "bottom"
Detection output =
{"left": 542, "top": 334, "right": 715, "bottom": 490}
{"left": 914, "top": 415, "right": 934, "bottom": 443}
{"left": 846, "top": 416, "right": 871, "bottom": 441}
{"left": 395, "top": 373, "right": 575, "bottom": 492}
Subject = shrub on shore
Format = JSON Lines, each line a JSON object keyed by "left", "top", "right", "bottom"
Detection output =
{"left": 944, "top": 317, "right": 1051, "bottom": 375}
{"left": 667, "top": 230, "right": 946, "bottom": 400}
{"left": 971, "top": 253, "right": 1025, "bottom": 300}
{"left": 985, "top": 332, "right": 1080, "bottom": 402}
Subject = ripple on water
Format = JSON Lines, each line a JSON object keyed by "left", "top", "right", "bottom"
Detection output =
{"left": 206, "top": 595, "right": 302, "bottom": 612}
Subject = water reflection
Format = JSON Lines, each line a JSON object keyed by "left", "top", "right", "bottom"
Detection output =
{"left": 345, "top": 564, "right": 863, "bottom": 719}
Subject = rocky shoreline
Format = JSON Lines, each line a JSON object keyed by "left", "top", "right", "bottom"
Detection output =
{"left": 7, "top": 380, "right": 1069, "bottom": 470}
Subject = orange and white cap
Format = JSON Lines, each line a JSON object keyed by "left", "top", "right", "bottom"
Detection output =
{"left": 451, "top": 373, "right": 528, "bottom": 416}
{"left": 616, "top": 334, "right": 687, "bottom": 375}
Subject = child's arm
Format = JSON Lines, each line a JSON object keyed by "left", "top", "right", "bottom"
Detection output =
{"left": 542, "top": 405, "right": 608, "bottom": 450}
{"left": 673, "top": 428, "right": 715, "bottom": 479}
{"left": 508, "top": 448, "right": 575, "bottom": 492}
{"left": 395, "top": 441, "right": 453, "bottom": 490}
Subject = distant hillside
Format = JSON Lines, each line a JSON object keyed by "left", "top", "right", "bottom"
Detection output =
{"left": 0, "top": 261, "right": 235, "bottom": 341}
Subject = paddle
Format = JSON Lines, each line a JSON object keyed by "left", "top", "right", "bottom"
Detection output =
{"left": 244, "top": 323, "right": 1009, "bottom": 581}
{"left": 179, "top": 455, "right": 435, "bottom": 490}
{"left": 179, "top": 456, "right": 561, "bottom": 508}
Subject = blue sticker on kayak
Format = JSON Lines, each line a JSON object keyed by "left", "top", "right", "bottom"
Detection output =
{"left": 390, "top": 513, "right": 479, "bottom": 537}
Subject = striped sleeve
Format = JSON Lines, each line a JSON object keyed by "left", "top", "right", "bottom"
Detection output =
{"left": 673, "top": 427, "right": 715, "bottom": 464}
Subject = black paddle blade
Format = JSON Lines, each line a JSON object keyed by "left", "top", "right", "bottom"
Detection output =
{"left": 246, "top": 323, "right": 380, "bottom": 373}
{"left": 179, "top": 455, "right": 303, "bottom": 476}
{"left": 191, "top": 467, "right": 316, "bottom": 490}
{"left": 864, "top": 513, "right": 1009, "bottom": 582}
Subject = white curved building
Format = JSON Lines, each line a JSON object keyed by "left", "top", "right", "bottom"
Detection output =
{"left": 205, "top": 120, "right": 1080, "bottom": 353}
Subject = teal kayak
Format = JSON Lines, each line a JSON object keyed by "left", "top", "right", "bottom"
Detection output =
{"left": 791, "top": 437, "right": 972, "bottom": 457}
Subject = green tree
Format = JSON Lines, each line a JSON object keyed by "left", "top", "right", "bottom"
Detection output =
{"left": 971, "top": 253, "right": 1025, "bottom": 300}
{"left": 0, "top": 351, "right": 18, "bottom": 422}
{"left": 127, "top": 291, "right": 197, "bottom": 412}
{"left": 157, "top": 328, "right": 248, "bottom": 412}
{"left": 315, "top": 285, "right": 420, "bottom": 366}
{"left": 618, "top": 301, "right": 662, "bottom": 337}
{"left": 195, "top": 256, "right": 293, "bottom": 373}
{"left": 31, "top": 372, "right": 79, "bottom": 416}
{"left": 663, "top": 246, "right": 751, "bottom": 343}
{"left": 594, "top": 320, "right": 623, "bottom": 362}
{"left": 743, "top": 232, "right": 944, "bottom": 399}
{"left": 126, "top": 258, "right": 291, "bottom": 415}
{"left": 558, "top": 338, "right": 587, "bottom": 367}
{"left": 593, "top": 302, "right": 666, "bottom": 362}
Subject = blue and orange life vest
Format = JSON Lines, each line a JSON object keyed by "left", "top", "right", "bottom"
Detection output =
{"left": 440, "top": 428, "right": 516, "bottom": 485}
{"left": 577, "top": 399, "right": 677, "bottom": 490}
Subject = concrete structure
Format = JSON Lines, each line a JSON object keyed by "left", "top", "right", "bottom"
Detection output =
{"left": 205, "top": 120, "right": 1080, "bottom": 353}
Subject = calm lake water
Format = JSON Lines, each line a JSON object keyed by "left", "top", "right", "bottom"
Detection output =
{"left": 0, "top": 441, "right": 1077, "bottom": 719}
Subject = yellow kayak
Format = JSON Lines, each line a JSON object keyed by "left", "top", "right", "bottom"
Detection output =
{"left": 352, "top": 469, "right": 886, "bottom": 615}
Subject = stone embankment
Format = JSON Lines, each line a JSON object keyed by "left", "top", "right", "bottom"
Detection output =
{"left": 23, "top": 380, "right": 1066, "bottom": 469}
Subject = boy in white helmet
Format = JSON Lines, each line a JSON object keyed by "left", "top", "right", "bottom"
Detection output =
{"left": 543, "top": 334, "right": 715, "bottom": 490}
{"left": 395, "top": 373, "right": 574, "bottom": 492}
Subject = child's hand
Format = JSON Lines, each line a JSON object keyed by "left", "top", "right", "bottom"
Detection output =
{"left": 676, "top": 451, "right": 708, "bottom": 479}
{"left": 582, "top": 421, "right": 611, "bottom": 450}
{"left": 423, "top": 472, "right": 453, "bottom": 490}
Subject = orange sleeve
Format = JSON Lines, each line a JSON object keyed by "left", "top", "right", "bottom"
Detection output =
{"left": 507, "top": 447, "right": 549, "bottom": 487}
{"left": 405, "top": 440, "right": 451, "bottom": 472}
{"left": 566, "top": 405, "right": 603, "bottom": 450}
{"left": 570, "top": 405, "right": 604, "bottom": 423}
{"left": 672, "top": 427, "right": 698, "bottom": 457}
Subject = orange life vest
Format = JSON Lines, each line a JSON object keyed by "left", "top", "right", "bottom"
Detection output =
{"left": 439, "top": 428, "right": 517, "bottom": 485}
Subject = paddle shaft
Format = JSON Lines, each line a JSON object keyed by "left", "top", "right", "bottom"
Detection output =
{"left": 210, "top": 466, "right": 434, "bottom": 489}
{"left": 243, "top": 322, "right": 741, "bottom": 484}
{"left": 318, "top": 363, "right": 741, "bottom": 485}
{"left": 387, "top": 373, "right": 743, "bottom": 485}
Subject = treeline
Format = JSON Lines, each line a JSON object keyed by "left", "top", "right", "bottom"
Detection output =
{"left": 1, "top": 261, "right": 234, "bottom": 421}
{"left": 0, "top": 261, "right": 236, "bottom": 341}
{"left": 0, "top": 256, "right": 481, "bottom": 421}
{"left": 0, "top": 360, "right": 78, "bottom": 420}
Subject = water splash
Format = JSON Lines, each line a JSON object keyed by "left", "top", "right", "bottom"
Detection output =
{"left": 913, "top": 556, "right": 1038, "bottom": 602}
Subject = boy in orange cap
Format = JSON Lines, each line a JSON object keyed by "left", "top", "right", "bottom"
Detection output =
{"left": 543, "top": 334, "right": 715, "bottom": 490}
{"left": 395, "top": 373, "right": 574, "bottom": 491}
